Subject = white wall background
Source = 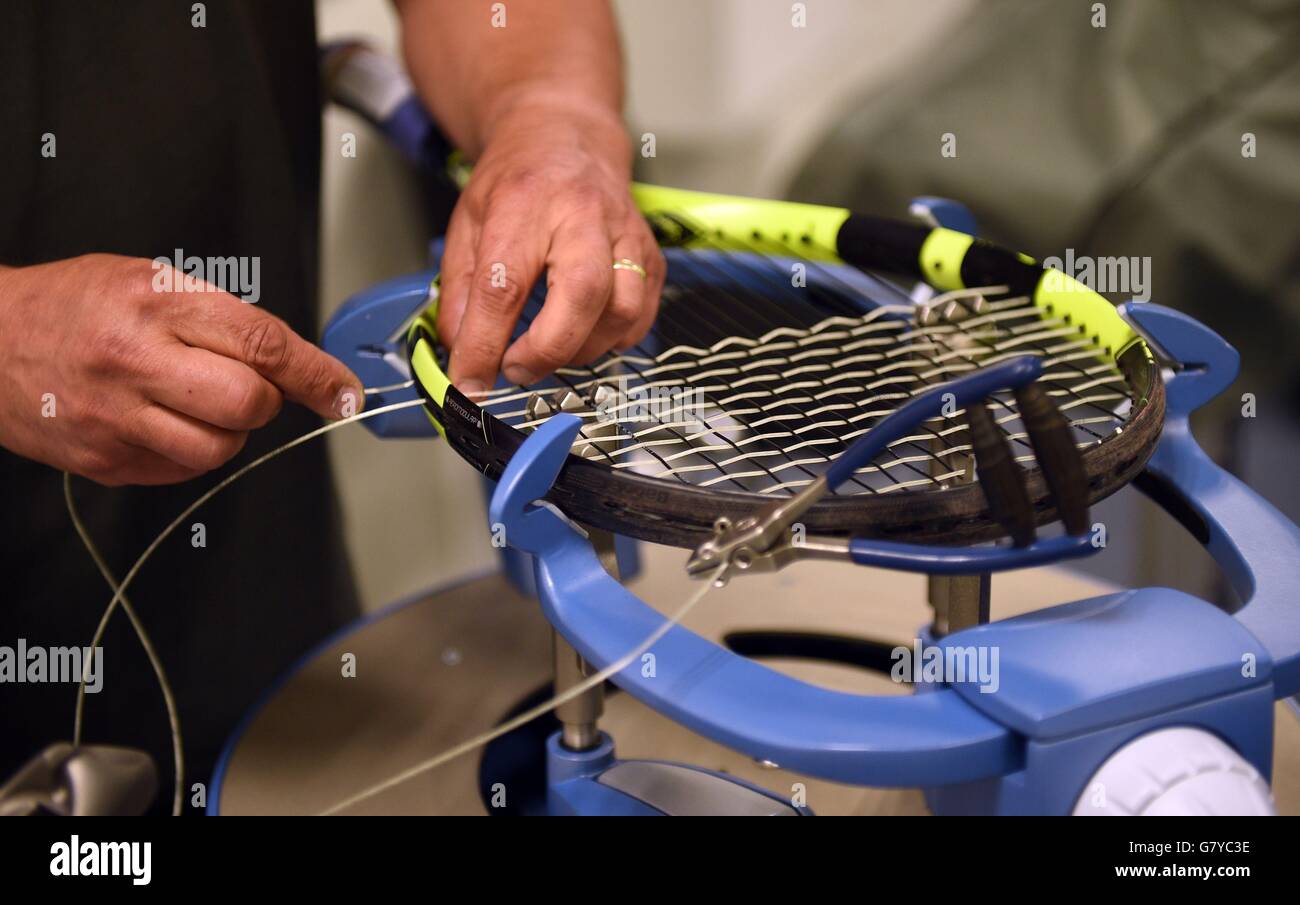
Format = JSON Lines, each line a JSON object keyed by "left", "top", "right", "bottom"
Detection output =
{"left": 314, "top": 0, "right": 969, "bottom": 610}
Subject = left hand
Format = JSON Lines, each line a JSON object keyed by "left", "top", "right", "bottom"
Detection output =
{"left": 437, "top": 102, "right": 665, "bottom": 395}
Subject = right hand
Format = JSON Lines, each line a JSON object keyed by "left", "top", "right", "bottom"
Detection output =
{"left": 0, "top": 254, "right": 364, "bottom": 486}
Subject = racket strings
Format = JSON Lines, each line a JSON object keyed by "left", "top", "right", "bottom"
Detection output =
{"left": 493, "top": 250, "right": 892, "bottom": 493}
{"left": 759, "top": 232, "right": 1133, "bottom": 465}
{"left": 674, "top": 218, "right": 943, "bottom": 493}
{"left": 667, "top": 213, "right": 1131, "bottom": 470}
{"left": 499, "top": 319, "right": 1125, "bottom": 491}
{"left": 474, "top": 221, "right": 1132, "bottom": 496}
{"left": 500, "top": 309, "right": 1127, "bottom": 493}
{"left": 509, "top": 226, "right": 822, "bottom": 486}
{"left": 568, "top": 214, "right": 924, "bottom": 491}
{"left": 657, "top": 257, "right": 876, "bottom": 493}
{"left": 491, "top": 332, "right": 1127, "bottom": 492}
{"left": 689, "top": 217, "right": 1131, "bottom": 469}
{"left": 662, "top": 211, "right": 1132, "bottom": 451}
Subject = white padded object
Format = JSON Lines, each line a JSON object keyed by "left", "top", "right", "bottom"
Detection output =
{"left": 1073, "top": 727, "right": 1275, "bottom": 816}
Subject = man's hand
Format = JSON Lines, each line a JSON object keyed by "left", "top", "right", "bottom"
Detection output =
{"left": 438, "top": 103, "right": 665, "bottom": 394}
{"left": 396, "top": 0, "right": 661, "bottom": 395}
{"left": 0, "top": 254, "right": 364, "bottom": 486}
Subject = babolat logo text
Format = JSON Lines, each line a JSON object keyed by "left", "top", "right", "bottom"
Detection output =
{"left": 0, "top": 639, "right": 103, "bottom": 693}
{"left": 152, "top": 248, "right": 262, "bottom": 303}
{"left": 593, "top": 378, "right": 707, "bottom": 426}
{"left": 891, "top": 640, "right": 1000, "bottom": 694}
{"left": 1040, "top": 248, "right": 1151, "bottom": 302}
{"left": 50, "top": 836, "right": 151, "bottom": 886}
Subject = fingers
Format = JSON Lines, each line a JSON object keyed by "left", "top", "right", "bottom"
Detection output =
{"left": 435, "top": 203, "right": 479, "bottom": 351}
{"left": 143, "top": 347, "right": 282, "bottom": 431}
{"left": 616, "top": 238, "right": 666, "bottom": 350}
{"left": 169, "top": 298, "right": 363, "bottom": 420}
{"left": 75, "top": 404, "right": 244, "bottom": 486}
{"left": 500, "top": 220, "right": 615, "bottom": 384}
{"left": 90, "top": 444, "right": 207, "bottom": 487}
{"left": 443, "top": 165, "right": 663, "bottom": 389}
{"left": 499, "top": 223, "right": 663, "bottom": 376}
{"left": 447, "top": 207, "right": 546, "bottom": 395}
{"left": 120, "top": 404, "right": 249, "bottom": 474}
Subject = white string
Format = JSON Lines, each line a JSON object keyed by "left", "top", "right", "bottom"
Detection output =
{"left": 69, "top": 397, "right": 426, "bottom": 814}
{"left": 65, "top": 473, "right": 186, "bottom": 816}
{"left": 479, "top": 298, "right": 1129, "bottom": 490}
{"left": 59, "top": 280, "right": 1129, "bottom": 814}
{"left": 67, "top": 384, "right": 727, "bottom": 816}
{"left": 318, "top": 561, "right": 728, "bottom": 816}
{"left": 364, "top": 379, "right": 415, "bottom": 395}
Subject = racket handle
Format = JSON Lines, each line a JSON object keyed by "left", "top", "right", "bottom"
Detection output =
{"left": 966, "top": 402, "right": 1036, "bottom": 547}
{"left": 1014, "top": 383, "right": 1091, "bottom": 536}
{"left": 320, "top": 41, "right": 456, "bottom": 171}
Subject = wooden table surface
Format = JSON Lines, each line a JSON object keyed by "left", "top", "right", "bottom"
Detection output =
{"left": 216, "top": 543, "right": 1300, "bottom": 815}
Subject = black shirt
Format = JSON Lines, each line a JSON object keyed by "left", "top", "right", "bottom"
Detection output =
{"left": 0, "top": 0, "right": 358, "bottom": 809}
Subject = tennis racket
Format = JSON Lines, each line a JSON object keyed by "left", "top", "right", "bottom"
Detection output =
{"left": 323, "top": 42, "right": 1161, "bottom": 557}
{"left": 288, "top": 40, "right": 1300, "bottom": 815}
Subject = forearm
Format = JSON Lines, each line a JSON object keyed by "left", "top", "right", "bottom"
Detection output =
{"left": 394, "top": 0, "right": 626, "bottom": 161}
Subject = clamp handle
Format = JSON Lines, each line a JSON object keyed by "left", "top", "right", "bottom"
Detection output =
{"left": 844, "top": 378, "right": 1098, "bottom": 575}
{"left": 825, "top": 356, "right": 1042, "bottom": 489}
{"left": 489, "top": 414, "right": 1019, "bottom": 787}
{"left": 838, "top": 355, "right": 1097, "bottom": 572}
{"left": 690, "top": 354, "right": 1099, "bottom": 578}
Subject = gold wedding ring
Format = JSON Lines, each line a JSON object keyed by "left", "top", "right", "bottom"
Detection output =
{"left": 612, "top": 258, "right": 648, "bottom": 280}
